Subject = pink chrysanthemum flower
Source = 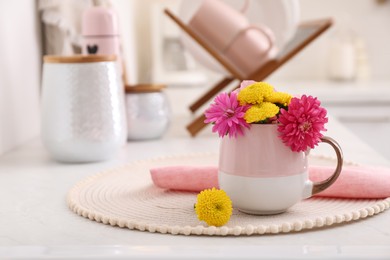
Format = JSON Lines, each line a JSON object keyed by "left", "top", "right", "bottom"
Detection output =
{"left": 277, "top": 95, "right": 328, "bottom": 152}
{"left": 204, "top": 92, "right": 250, "bottom": 138}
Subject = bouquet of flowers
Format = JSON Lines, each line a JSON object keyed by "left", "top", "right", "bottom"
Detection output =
{"left": 204, "top": 80, "right": 328, "bottom": 152}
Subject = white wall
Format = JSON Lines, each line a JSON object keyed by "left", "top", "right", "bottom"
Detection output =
{"left": 269, "top": 0, "right": 390, "bottom": 81}
{"left": 131, "top": 0, "right": 181, "bottom": 83}
{"left": 0, "top": 1, "right": 42, "bottom": 156}
{"left": 111, "top": 0, "right": 139, "bottom": 84}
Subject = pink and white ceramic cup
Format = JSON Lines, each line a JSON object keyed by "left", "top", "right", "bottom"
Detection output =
{"left": 218, "top": 124, "right": 343, "bottom": 215}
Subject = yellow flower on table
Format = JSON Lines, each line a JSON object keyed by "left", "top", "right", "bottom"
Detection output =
{"left": 195, "top": 188, "right": 232, "bottom": 227}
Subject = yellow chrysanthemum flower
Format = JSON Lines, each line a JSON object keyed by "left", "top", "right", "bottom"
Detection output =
{"left": 195, "top": 188, "right": 233, "bottom": 227}
{"left": 266, "top": 92, "right": 292, "bottom": 107}
{"left": 237, "top": 82, "right": 274, "bottom": 105}
{"left": 244, "top": 102, "right": 280, "bottom": 123}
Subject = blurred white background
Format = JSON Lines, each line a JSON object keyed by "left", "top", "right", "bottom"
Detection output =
{"left": 1, "top": 0, "right": 390, "bottom": 156}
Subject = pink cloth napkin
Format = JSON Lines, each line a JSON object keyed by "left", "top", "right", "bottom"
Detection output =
{"left": 150, "top": 165, "right": 390, "bottom": 199}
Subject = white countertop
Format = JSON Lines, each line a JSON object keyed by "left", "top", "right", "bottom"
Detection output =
{"left": 1, "top": 116, "right": 390, "bottom": 259}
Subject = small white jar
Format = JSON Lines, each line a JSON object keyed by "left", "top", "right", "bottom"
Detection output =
{"left": 125, "top": 84, "right": 171, "bottom": 140}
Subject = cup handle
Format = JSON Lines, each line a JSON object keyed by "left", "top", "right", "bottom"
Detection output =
{"left": 311, "top": 136, "right": 344, "bottom": 196}
{"left": 248, "top": 25, "right": 275, "bottom": 54}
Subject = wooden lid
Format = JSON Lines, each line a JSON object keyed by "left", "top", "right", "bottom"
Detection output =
{"left": 125, "top": 84, "right": 166, "bottom": 93}
{"left": 43, "top": 55, "right": 117, "bottom": 63}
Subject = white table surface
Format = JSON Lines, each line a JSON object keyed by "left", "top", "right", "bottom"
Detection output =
{"left": 1, "top": 116, "right": 390, "bottom": 259}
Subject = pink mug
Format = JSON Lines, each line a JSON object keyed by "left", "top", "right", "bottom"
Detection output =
{"left": 188, "top": 0, "right": 276, "bottom": 77}
{"left": 223, "top": 24, "right": 276, "bottom": 77}
{"left": 218, "top": 124, "right": 343, "bottom": 215}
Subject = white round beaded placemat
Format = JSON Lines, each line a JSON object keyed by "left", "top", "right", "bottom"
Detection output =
{"left": 67, "top": 153, "right": 390, "bottom": 236}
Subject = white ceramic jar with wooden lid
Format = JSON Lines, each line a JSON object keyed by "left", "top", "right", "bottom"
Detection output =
{"left": 41, "top": 55, "right": 127, "bottom": 162}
